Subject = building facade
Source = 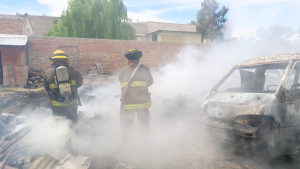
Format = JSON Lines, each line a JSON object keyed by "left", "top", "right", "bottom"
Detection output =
{"left": 130, "top": 21, "right": 197, "bottom": 42}
{"left": 147, "top": 30, "right": 202, "bottom": 43}
{"left": 0, "top": 14, "right": 208, "bottom": 87}
{"left": 0, "top": 14, "right": 33, "bottom": 87}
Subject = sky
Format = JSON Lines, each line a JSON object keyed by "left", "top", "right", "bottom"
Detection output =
{"left": 1, "top": 0, "right": 300, "bottom": 38}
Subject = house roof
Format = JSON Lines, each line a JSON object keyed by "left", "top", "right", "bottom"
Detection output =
{"left": 146, "top": 30, "right": 201, "bottom": 35}
{"left": 0, "top": 34, "right": 28, "bottom": 46}
{"left": 236, "top": 53, "right": 300, "bottom": 67}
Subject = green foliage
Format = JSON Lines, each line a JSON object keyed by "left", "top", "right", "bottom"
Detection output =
{"left": 44, "top": 0, "right": 135, "bottom": 40}
{"left": 44, "top": 20, "right": 68, "bottom": 37}
{"left": 196, "top": 0, "right": 228, "bottom": 40}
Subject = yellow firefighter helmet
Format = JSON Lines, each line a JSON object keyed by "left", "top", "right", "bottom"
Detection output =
{"left": 49, "top": 49, "right": 69, "bottom": 65}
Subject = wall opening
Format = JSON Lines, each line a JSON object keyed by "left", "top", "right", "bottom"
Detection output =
{"left": 0, "top": 50, "right": 2, "bottom": 84}
{"left": 152, "top": 34, "right": 157, "bottom": 41}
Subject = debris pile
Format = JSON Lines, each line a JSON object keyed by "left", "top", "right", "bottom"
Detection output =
{"left": 0, "top": 88, "right": 49, "bottom": 114}
{"left": 0, "top": 113, "right": 31, "bottom": 169}
{"left": 26, "top": 68, "right": 45, "bottom": 88}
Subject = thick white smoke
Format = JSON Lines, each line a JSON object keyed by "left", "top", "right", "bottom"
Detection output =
{"left": 18, "top": 40, "right": 300, "bottom": 168}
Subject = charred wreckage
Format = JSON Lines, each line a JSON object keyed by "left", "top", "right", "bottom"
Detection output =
{"left": 164, "top": 53, "right": 300, "bottom": 156}
{"left": 201, "top": 53, "right": 300, "bottom": 155}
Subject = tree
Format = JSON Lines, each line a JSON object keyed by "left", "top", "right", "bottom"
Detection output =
{"left": 196, "top": 0, "right": 228, "bottom": 40}
{"left": 44, "top": 20, "right": 68, "bottom": 37}
{"left": 44, "top": 0, "right": 135, "bottom": 40}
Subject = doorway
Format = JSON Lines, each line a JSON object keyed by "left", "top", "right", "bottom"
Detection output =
{"left": 0, "top": 50, "right": 2, "bottom": 84}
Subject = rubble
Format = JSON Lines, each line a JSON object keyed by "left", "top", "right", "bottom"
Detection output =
{"left": 0, "top": 88, "right": 49, "bottom": 115}
{"left": 29, "top": 153, "right": 91, "bottom": 169}
{"left": 0, "top": 113, "right": 30, "bottom": 169}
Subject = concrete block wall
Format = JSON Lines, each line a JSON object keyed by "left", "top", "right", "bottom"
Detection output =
{"left": 14, "top": 66, "right": 29, "bottom": 86}
{"left": 28, "top": 15, "right": 60, "bottom": 36}
{"left": 0, "top": 46, "right": 28, "bottom": 87}
{"left": 3, "top": 66, "right": 9, "bottom": 86}
{"left": 3, "top": 66, "right": 28, "bottom": 87}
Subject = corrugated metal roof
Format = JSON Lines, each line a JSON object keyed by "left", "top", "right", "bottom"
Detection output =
{"left": 0, "top": 34, "right": 28, "bottom": 46}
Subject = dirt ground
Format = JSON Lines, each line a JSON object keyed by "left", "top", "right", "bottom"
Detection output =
{"left": 1, "top": 85, "right": 300, "bottom": 169}
{"left": 87, "top": 121, "right": 300, "bottom": 169}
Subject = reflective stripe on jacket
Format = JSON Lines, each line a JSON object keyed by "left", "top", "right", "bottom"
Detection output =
{"left": 43, "top": 62, "right": 83, "bottom": 107}
{"left": 48, "top": 80, "right": 77, "bottom": 89}
{"left": 119, "top": 60, "right": 153, "bottom": 110}
{"left": 120, "top": 81, "right": 147, "bottom": 88}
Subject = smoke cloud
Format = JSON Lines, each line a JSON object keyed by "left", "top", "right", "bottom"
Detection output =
{"left": 17, "top": 39, "right": 300, "bottom": 168}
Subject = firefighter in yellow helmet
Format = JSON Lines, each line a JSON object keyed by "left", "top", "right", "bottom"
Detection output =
{"left": 43, "top": 49, "right": 83, "bottom": 127}
{"left": 119, "top": 48, "right": 154, "bottom": 138}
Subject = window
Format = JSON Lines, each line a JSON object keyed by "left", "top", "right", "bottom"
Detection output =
{"left": 152, "top": 34, "right": 157, "bottom": 41}
{"left": 218, "top": 69, "right": 242, "bottom": 92}
{"left": 216, "top": 63, "right": 290, "bottom": 94}
{"left": 264, "top": 69, "right": 286, "bottom": 93}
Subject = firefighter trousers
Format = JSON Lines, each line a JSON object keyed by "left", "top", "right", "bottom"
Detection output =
{"left": 51, "top": 102, "right": 78, "bottom": 129}
{"left": 52, "top": 102, "right": 78, "bottom": 154}
{"left": 123, "top": 108, "right": 150, "bottom": 136}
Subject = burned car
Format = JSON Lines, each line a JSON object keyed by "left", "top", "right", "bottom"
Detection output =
{"left": 201, "top": 54, "right": 300, "bottom": 155}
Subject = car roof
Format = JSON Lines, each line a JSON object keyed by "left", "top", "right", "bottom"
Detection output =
{"left": 235, "top": 53, "right": 300, "bottom": 67}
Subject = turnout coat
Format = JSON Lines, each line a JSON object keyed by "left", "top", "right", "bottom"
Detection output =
{"left": 119, "top": 60, "right": 154, "bottom": 110}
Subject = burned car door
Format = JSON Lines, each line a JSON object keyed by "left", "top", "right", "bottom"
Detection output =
{"left": 281, "top": 62, "right": 300, "bottom": 125}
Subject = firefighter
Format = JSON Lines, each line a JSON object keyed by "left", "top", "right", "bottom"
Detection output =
{"left": 43, "top": 49, "right": 83, "bottom": 128}
{"left": 119, "top": 48, "right": 154, "bottom": 137}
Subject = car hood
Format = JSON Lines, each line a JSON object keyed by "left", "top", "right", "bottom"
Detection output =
{"left": 201, "top": 92, "right": 278, "bottom": 121}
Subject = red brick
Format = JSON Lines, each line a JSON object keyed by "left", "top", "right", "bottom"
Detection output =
{"left": 27, "top": 37, "right": 210, "bottom": 75}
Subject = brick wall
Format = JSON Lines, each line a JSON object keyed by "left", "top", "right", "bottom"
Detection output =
{"left": 0, "top": 15, "right": 25, "bottom": 35}
{"left": 0, "top": 46, "right": 28, "bottom": 87}
{"left": 28, "top": 15, "right": 60, "bottom": 36}
{"left": 27, "top": 36, "right": 209, "bottom": 75}
{"left": 3, "top": 65, "right": 28, "bottom": 87}
{"left": 0, "top": 46, "right": 23, "bottom": 66}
